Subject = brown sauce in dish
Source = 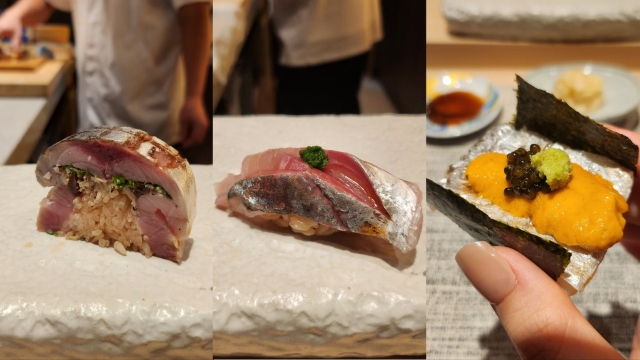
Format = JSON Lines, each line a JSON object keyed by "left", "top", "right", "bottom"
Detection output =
{"left": 427, "top": 91, "right": 484, "bottom": 125}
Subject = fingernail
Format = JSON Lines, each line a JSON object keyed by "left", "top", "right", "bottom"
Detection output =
{"left": 455, "top": 241, "right": 516, "bottom": 304}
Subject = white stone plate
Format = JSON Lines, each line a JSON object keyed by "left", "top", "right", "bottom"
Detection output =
{"left": 526, "top": 63, "right": 640, "bottom": 123}
{"left": 212, "top": 115, "right": 426, "bottom": 358}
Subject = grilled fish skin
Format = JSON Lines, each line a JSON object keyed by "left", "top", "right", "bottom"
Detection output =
{"left": 216, "top": 148, "right": 422, "bottom": 253}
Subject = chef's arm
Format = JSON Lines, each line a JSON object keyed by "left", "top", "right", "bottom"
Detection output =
{"left": 0, "top": 0, "right": 54, "bottom": 52}
{"left": 177, "top": 2, "right": 211, "bottom": 148}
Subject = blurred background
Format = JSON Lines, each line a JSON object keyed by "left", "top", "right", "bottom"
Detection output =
{"left": 0, "top": 0, "right": 213, "bottom": 165}
{"left": 213, "top": 0, "right": 425, "bottom": 116}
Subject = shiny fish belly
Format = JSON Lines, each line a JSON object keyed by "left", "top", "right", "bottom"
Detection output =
{"left": 218, "top": 148, "right": 423, "bottom": 253}
{"left": 229, "top": 172, "right": 391, "bottom": 234}
{"left": 228, "top": 173, "right": 419, "bottom": 253}
{"left": 444, "top": 124, "right": 634, "bottom": 294}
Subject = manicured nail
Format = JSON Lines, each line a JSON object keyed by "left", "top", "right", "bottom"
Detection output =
{"left": 455, "top": 241, "right": 516, "bottom": 304}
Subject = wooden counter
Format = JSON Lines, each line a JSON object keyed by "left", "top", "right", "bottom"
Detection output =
{"left": 0, "top": 59, "right": 72, "bottom": 164}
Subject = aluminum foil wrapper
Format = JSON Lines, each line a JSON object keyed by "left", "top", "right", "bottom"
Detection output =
{"left": 442, "top": 124, "right": 634, "bottom": 294}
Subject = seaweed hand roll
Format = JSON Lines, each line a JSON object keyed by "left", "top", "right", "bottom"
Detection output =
{"left": 427, "top": 76, "right": 638, "bottom": 294}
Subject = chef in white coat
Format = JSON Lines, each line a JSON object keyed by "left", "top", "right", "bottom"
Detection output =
{"left": 270, "top": 0, "right": 383, "bottom": 115}
{"left": 0, "top": 0, "right": 211, "bottom": 148}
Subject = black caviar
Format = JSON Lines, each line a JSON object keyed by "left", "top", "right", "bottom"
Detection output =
{"left": 504, "top": 144, "right": 551, "bottom": 200}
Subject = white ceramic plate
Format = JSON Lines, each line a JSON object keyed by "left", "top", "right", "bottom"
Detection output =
{"left": 525, "top": 63, "right": 640, "bottom": 123}
{"left": 426, "top": 74, "right": 503, "bottom": 139}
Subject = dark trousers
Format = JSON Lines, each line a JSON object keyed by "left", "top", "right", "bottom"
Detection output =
{"left": 276, "top": 52, "right": 369, "bottom": 115}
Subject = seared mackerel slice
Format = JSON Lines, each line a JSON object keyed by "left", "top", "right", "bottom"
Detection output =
{"left": 36, "top": 126, "right": 196, "bottom": 263}
{"left": 216, "top": 148, "right": 423, "bottom": 253}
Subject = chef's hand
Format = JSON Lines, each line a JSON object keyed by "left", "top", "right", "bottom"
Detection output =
{"left": 0, "top": 0, "right": 54, "bottom": 54}
{"left": 0, "top": 7, "right": 23, "bottom": 53}
{"left": 455, "top": 124, "right": 640, "bottom": 359}
{"left": 178, "top": 97, "right": 209, "bottom": 149}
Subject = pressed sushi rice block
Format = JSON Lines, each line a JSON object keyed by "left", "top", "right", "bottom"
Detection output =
{"left": 215, "top": 148, "right": 423, "bottom": 253}
{"left": 35, "top": 126, "right": 196, "bottom": 263}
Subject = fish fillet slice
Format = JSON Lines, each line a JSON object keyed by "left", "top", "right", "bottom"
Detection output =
{"left": 216, "top": 148, "right": 422, "bottom": 252}
{"left": 35, "top": 126, "right": 197, "bottom": 263}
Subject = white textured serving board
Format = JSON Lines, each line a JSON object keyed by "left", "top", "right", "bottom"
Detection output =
{"left": 212, "top": 115, "right": 427, "bottom": 358}
{"left": 0, "top": 165, "right": 212, "bottom": 359}
{"left": 443, "top": 0, "right": 640, "bottom": 42}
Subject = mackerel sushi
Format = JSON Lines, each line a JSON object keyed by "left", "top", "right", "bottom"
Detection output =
{"left": 427, "top": 76, "right": 638, "bottom": 294}
{"left": 35, "top": 126, "right": 196, "bottom": 263}
{"left": 215, "top": 147, "right": 423, "bottom": 253}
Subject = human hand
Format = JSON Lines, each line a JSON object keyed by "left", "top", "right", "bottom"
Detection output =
{"left": 456, "top": 242, "right": 624, "bottom": 359}
{"left": 0, "top": 8, "right": 23, "bottom": 54}
{"left": 454, "top": 124, "right": 640, "bottom": 359}
{"left": 178, "top": 98, "right": 209, "bottom": 149}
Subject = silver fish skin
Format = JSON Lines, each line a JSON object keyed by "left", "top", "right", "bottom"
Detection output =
{"left": 225, "top": 154, "right": 423, "bottom": 253}
{"left": 443, "top": 124, "right": 634, "bottom": 294}
{"left": 35, "top": 126, "right": 197, "bottom": 262}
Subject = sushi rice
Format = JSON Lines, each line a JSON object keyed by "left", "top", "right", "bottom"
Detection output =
{"left": 259, "top": 213, "right": 338, "bottom": 237}
{"left": 53, "top": 166, "right": 152, "bottom": 257}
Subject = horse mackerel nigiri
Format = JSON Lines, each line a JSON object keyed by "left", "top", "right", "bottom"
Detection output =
{"left": 215, "top": 147, "right": 423, "bottom": 252}
{"left": 35, "top": 126, "right": 196, "bottom": 263}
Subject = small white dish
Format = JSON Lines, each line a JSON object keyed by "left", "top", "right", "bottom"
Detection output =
{"left": 427, "top": 73, "right": 503, "bottom": 139}
{"left": 525, "top": 63, "right": 640, "bottom": 123}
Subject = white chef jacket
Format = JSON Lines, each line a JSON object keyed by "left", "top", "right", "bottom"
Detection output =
{"left": 45, "top": 0, "right": 208, "bottom": 145}
{"left": 270, "top": 0, "right": 383, "bottom": 67}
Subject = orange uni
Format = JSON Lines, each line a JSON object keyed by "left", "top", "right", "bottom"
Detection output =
{"left": 465, "top": 152, "right": 628, "bottom": 251}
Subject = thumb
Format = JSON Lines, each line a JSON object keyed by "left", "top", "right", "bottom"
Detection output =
{"left": 456, "top": 241, "right": 622, "bottom": 360}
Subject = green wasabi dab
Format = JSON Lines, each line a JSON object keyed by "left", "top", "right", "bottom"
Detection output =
{"left": 300, "top": 146, "right": 329, "bottom": 169}
{"left": 531, "top": 148, "right": 573, "bottom": 191}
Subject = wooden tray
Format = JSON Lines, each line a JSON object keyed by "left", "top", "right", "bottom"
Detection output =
{"left": 0, "top": 60, "right": 65, "bottom": 97}
{"left": 0, "top": 57, "right": 46, "bottom": 70}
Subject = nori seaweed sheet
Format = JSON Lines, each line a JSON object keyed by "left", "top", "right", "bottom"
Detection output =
{"left": 427, "top": 178, "right": 570, "bottom": 280}
{"left": 514, "top": 75, "right": 639, "bottom": 173}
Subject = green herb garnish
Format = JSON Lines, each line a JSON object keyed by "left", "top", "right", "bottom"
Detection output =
{"left": 111, "top": 176, "right": 129, "bottom": 189}
{"left": 299, "top": 146, "right": 328, "bottom": 169}
{"left": 46, "top": 230, "right": 58, "bottom": 236}
{"left": 111, "top": 176, "right": 172, "bottom": 200}
{"left": 65, "top": 165, "right": 92, "bottom": 177}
